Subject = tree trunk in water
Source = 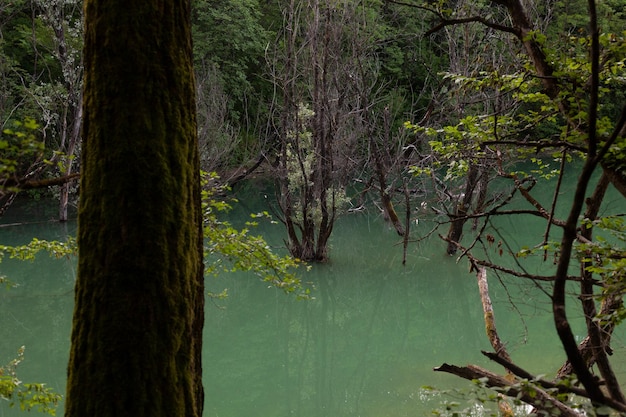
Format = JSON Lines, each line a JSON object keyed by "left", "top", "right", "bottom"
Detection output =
{"left": 381, "top": 193, "right": 404, "bottom": 236}
{"left": 446, "top": 207, "right": 466, "bottom": 255}
{"left": 277, "top": 0, "right": 339, "bottom": 263}
{"left": 65, "top": 1, "right": 204, "bottom": 417}
{"left": 372, "top": 107, "right": 404, "bottom": 236}
{"left": 58, "top": 184, "right": 69, "bottom": 222}
{"left": 50, "top": 3, "right": 82, "bottom": 223}
{"left": 446, "top": 164, "right": 479, "bottom": 254}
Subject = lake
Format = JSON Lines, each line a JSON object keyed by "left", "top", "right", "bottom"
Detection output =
{"left": 0, "top": 179, "right": 623, "bottom": 416}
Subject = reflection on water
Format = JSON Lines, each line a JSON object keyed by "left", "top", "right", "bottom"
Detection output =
{"left": 1, "top": 195, "right": 624, "bottom": 417}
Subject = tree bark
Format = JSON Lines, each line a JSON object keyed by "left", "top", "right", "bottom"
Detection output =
{"left": 65, "top": 1, "right": 204, "bottom": 416}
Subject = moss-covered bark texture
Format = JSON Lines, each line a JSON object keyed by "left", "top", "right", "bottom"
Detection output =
{"left": 65, "top": 1, "right": 204, "bottom": 416}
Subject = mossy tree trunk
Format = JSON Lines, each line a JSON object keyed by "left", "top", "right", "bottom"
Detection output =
{"left": 65, "top": 1, "right": 204, "bottom": 416}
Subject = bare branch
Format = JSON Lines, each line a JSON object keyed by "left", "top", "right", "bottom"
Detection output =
{"left": 425, "top": 16, "right": 518, "bottom": 37}
{"left": 481, "top": 350, "right": 610, "bottom": 402}
{"left": 434, "top": 363, "right": 580, "bottom": 417}
{"left": 465, "top": 250, "right": 583, "bottom": 283}
{"left": 383, "top": 0, "right": 443, "bottom": 18}
{"left": 482, "top": 140, "right": 587, "bottom": 153}
{"left": 2, "top": 173, "right": 80, "bottom": 191}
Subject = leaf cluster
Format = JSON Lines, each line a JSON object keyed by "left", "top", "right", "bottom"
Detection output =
{"left": 1, "top": 117, "right": 45, "bottom": 188}
{"left": 201, "top": 172, "right": 311, "bottom": 299}
{"left": 0, "top": 347, "right": 62, "bottom": 415}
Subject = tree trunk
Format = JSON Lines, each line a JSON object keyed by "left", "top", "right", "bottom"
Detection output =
{"left": 372, "top": 107, "right": 404, "bottom": 236}
{"left": 58, "top": 99, "right": 81, "bottom": 222}
{"left": 446, "top": 164, "right": 479, "bottom": 254}
{"left": 65, "top": 1, "right": 204, "bottom": 416}
{"left": 575, "top": 172, "right": 626, "bottom": 404}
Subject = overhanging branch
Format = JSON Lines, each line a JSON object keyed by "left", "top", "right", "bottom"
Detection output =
{"left": 1, "top": 173, "right": 80, "bottom": 191}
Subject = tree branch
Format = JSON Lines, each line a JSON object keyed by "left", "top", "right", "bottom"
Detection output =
{"left": 433, "top": 363, "right": 580, "bottom": 416}
{"left": 466, "top": 252, "right": 584, "bottom": 283}
{"left": 482, "top": 140, "right": 587, "bottom": 153}
{"left": 383, "top": 0, "right": 442, "bottom": 18}
{"left": 1, "top": 173, "right": 80, "bottom": 191}
{"left": 425, "top": 16, "right": 518, "bottom": 37}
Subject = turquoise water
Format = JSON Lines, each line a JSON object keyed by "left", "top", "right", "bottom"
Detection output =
{"left": 0, "top": 187, "right": 623, "bottom": 416}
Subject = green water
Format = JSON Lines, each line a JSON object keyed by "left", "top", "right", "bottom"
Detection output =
{"left": 0, "top": 189, "right": 623, "bottom": 417}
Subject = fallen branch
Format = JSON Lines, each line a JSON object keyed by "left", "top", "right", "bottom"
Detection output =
{"left": 434, "top": 363, "right": 580, "bottom": 417}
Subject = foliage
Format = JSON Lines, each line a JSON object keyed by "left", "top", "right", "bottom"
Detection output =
{"left": 372, "top": 0, "right": 447, "bottom": 123}
{"left": 1, "top": 118, "right": 45, "bottom": 187}
{"left": 192, "top": 0, "right": 269, "bottom": 112}
{"left": 0, "top": 0, "right": 82, "bottom": 135}
{"left": 0, "top": 237, "right": 76, "bottom": 268}
{"left": 201, "top": 172, "right": 311, "bottom": 299}
{"left": 0, "top": 348, "right": 62, "bottom": 415}
{"left": 406, "top": 22, "right": 626, "bottom": 182}
{"left": 192, "top": 0, "right": 272, "bottom": 169}
{"left": 0, "top": 0, "right": 83, "bottom": 215}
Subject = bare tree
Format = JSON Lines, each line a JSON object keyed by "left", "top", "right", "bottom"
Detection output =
{"left": 271, "top": 0, "right": 374, "bottom": 261}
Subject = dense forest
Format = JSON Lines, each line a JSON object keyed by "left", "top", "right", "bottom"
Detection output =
{"left": 2, "top": 0, "right": 626, "bottom": 415}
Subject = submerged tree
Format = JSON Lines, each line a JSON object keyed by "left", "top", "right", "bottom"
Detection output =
{"left": 64, "top": 1, "right": 205, "bottom": 416}
{"left": 272, "top": 0, "right": 352, "bottom": 262}
{"left": 273, "top": 0, "right": 399, "bottom": 262}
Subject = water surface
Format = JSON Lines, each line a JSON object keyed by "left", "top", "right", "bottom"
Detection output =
{"left": 0, "top": 189, "right": 622, "bottom": 416}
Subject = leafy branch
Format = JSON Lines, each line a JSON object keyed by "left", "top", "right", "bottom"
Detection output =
{"left": 0, "top": 347, "right": 62, "bottom": 415}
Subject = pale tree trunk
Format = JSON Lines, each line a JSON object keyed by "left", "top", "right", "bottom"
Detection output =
{"left": 38, "top": 0, "right": 83, "bottom": 221}
{"left": 58, "top": 97, "right": 81, "bottom": 221}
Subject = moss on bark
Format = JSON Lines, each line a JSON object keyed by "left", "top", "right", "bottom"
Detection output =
{"left": 65, "top": 1, "right": 204, "bottom": 416}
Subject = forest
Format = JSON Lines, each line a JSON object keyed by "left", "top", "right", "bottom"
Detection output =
{"left": 1, "top": 0, "right": 626, "bottom": 416}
